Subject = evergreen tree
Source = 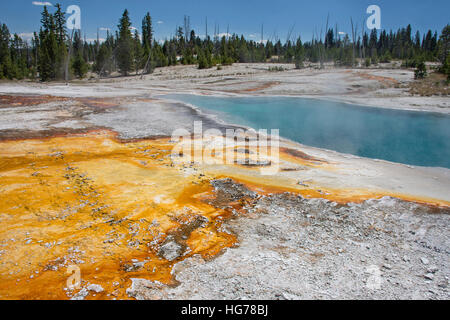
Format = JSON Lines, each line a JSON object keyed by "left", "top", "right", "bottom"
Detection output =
{"left": 38, "top": 6, "right": 59, "bottom": 81}
{"left": 117, "top": 9, "right": 134, "bottom": 76}
{"left": 71, "top": 30, "right": 88, "bottom": 79}
{"left": 141, "top": 12, "right": 153, "bottom": 74}
{"left": 442, "top": 55, "right": 450, "bottom": 81}
{"left": 133, "top": 30, "right": 143, "bottom": 74}
{"left": 72, "top": 52, "right": 88, "bottom": 79}
{"left": 54, "top": 3, "right": 67, "bottom": 45}
{"left": 1, "top": 8, "right": 449, "bottom": 82}
{"left": 94, "top": 42, "right": 113, "bottom": 76}
{"left": 294, "top": 37, "right": 305, "bottom": 69}
{"left": 31, "top": 32, "right": 39, "bottom": 78}
{"left": 142, "top": 12, "right": 153, "bottom": 48}
{"left": 238, "top": 41, "right": 250, "bottom": 63}
{"left": 0, "top": 23, "right": 13, "bottom": 79}
{"left": 414, "top": 61, "right": 427, "bottom": 79}
{"left": 10, "top": 34, "right": 28, "bottom": 79}
{"left": 438, "top": 24, "right": 450, "bottom": 63}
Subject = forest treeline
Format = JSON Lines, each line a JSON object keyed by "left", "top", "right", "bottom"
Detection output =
{"left": 0, "top": 5, "right": 449, "bottom": 81}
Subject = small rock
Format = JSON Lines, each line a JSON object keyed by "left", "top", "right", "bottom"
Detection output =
{"left": 424, "top": 273, "right": 434, "bottom": 281}
{"left": 158, "top": 239, "right": 183, "bottom": 261}
{"left": 280, "top": 292, "right": 301, "bottom": 300}
{"left": 71, "top": 288, "right": 89, "bottom": 300}
{"left": 420, "top": 257, "right": 430, "bottom": 265}
{"left": 87, "top": 284, "right": 104, "bottom": 293}
{"left": 427, "top": 266, "right": 439, "bottom": 274}
{"left": 126, "top": 278, "right": 165, "bottom": 300}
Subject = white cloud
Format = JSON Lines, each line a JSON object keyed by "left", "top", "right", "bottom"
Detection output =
{"left": 99, "top": 27, "right": 110, "bottom": 31}
{"left": 86, "top": 38, "right": 106, "bottom": 43}
{"left": 157, "top": 21, "right": 164, "bottom": 24}
{"left": 18, "top": 32, "right": 35, "bottom": 41}
{"left": 32, "top": 1, "right": 53, "bottom": 6}
{"left": 338, "top": 31, "right": 347, "bottom": 35}
{"left": 217, "top": 32, "right": 232, "bottom": 38}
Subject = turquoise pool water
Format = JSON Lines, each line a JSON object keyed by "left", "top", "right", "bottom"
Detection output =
{"left": 166, "top": 94, "right": 450, "bottom": 169}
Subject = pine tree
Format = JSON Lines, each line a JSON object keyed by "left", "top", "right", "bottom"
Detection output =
{"left": 414, "top": 61, "right": 427, "bottom": 79}
{"left": 438, "top": 25, "right": 450, "bottom": 63}
{"left": 133, "top": 30, "right": 143, "bottom": 74}
{"left": 238, "top": 42, "right": 249, "bottom": 63}
{"left": 54, "top": 3, "right": 67, "bottom": 45}
{"left": 117, "top": 10, "right": 134, "bottom": 76}
{"left": 38, "top": 6, "right": 60, "bottom": 81}
{"left": 0, "top": 23, "right": 13, "bottom": 79}
{"left": 294, "top": 37, "right": 305, "bottom": 69}
{"left": 70, "top": 30, "right": 88, "bottom": 79}
{"left": 142, "top": 12, "right": 153, "bottom": 48}
{"left": 1, "top": 8, "right": 449, "bottom": 81}
{"left": 94, "top": 43, "right": 113, "bottom": 76}
{"left": 141, "top": 12, "right": 154, "bottom": 74}
{"left": 72, "top": 52, "right": 88, "bottom": 79}
{"left": 10, "top": 34, "right": 28, "bottom": 79}
{"left": 442, "top": 54, "right": 450, "bottom": 81}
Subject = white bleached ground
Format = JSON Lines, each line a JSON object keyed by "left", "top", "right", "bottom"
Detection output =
{"left": 1, "top": 63, "right": 448, "bottom": 113}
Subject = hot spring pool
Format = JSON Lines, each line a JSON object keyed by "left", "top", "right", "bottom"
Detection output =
{"left": 165, "top": 94, "right": 450, "bottom": 169}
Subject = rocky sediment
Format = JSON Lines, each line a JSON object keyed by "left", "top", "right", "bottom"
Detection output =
{"left": 126, "top": 179, "right": 449, "bottom": 300}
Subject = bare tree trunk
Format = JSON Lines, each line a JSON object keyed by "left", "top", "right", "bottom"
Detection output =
{"left": 65, "top": 29, "right": 75, "bottom": 84}
{"left": 141, "top": 50, "right": 152, "bottom": 79}
{"left": 361, "top": 18, "right": 366, "bottom": 64}
{"left": 351, "top": 18, "right": 355, "bottom": 67}
{"left": 322, "top": 14, "right": 329, "bottom": 69}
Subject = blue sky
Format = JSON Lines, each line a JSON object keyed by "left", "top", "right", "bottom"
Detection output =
{"left": 0, "top": 0, "right": 449, "bottom": 43}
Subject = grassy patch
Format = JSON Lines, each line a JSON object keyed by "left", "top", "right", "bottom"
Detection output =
{"left": 409, "top": 71, "right": 449, "bottom": 96}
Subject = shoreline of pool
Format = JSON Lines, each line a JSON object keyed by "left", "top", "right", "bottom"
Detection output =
{"left": 159, "top": 94, "right": 450, "bottom": 170}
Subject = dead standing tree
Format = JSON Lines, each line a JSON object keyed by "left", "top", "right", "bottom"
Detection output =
{"left": 351, "top": 18, "right": 356, "bottom": 67}
{"left": 321, "top": 14, "right": 330, "bottom": 69}
{"left": 65, "top": 29, "right": 75, "bottom": 84}
{"left": 184, "top": 15, "right": 191, "bottom": 42}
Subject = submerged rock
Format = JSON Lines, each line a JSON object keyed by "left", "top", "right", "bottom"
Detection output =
{"left": 126, "top": 278, "right": 166, "bottom": 300}
{"left": 158, "top": 238, "right": 183, "bottom": 262}
{"left": 87, "top": 284, "right": 104, "bottom": 293}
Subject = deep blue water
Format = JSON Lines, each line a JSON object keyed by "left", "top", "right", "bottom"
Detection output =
{"left": 166, "top": 94, "right": 450, "bottom": 169}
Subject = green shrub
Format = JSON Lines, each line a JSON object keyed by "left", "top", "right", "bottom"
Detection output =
{"left": 198, "top": 56, "right": 210, "bottom": 69}
{"left": 414, "top": 62, "right": 427, "bottom": 79}
{"left": 440, "top": 55, "right": 450, "bottom": 81}
{"left": 268, "top": 66, "right": 285, "bottom": 72}
{"left": 380, "top": 52, "right": 392, "bottom": 63}
{"left": 72, "top": 53, "right": 88, "bottom": 79}
{"left": 221, "top": 56, "right": 234, "bottom": 66}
